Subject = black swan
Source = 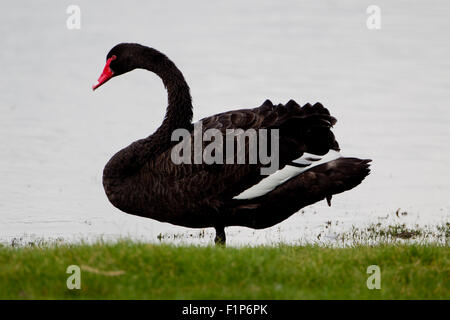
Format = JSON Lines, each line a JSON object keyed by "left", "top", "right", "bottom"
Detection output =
{"left": 93, "top": 43, "right": 371, "bottom": 245}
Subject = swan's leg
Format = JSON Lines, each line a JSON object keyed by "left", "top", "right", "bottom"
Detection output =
{"left": 214, "top": 226, "right": 226, "bottom": 246}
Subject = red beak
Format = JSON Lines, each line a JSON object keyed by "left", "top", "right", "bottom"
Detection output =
{"left": 92, "top": 55, "right": 116, "bottom": 91}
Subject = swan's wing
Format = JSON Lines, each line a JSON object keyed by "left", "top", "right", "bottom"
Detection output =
{"left": 233, "top": 150, "right": 341, "bottom": 200}
{"left": 154, "top": 99, "right": 339, "bottom": 202}
{"left": 199, "top": 99, "right": 338, "bottom": 164}
{"left": 200, "top": 99, "right": 336, "bottom": 133}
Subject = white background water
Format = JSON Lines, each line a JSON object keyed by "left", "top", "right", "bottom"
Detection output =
{"left": 1, "top": 1, "right": 449, "bottom": 245}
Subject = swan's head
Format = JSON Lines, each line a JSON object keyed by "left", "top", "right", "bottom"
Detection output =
{"left": 93, "top": 43, "right": 157, "bottom": 90}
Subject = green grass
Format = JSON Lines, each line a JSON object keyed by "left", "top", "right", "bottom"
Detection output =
{"left": 0, "top": 242, "right": 448, "bottom": 299}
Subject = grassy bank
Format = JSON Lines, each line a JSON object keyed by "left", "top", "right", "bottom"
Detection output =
{"left": 0, "top": 242, "right": 448, "bottom": 299}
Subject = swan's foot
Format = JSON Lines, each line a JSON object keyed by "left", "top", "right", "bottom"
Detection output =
{"left": 214, "top": 226, "right": 226, "bottom": 246}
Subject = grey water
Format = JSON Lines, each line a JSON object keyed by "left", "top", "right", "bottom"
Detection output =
{"left": 1, "top": 1, "right": 449, "bottom": 245}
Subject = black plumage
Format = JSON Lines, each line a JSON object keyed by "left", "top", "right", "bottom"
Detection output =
{"left": 95, "top": 43, "right": 371, "bottom": 245}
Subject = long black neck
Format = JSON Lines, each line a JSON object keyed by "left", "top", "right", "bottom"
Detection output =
{"left": 103, "top": 46, "right": 193, "bottom": 180}
{"left": 144, "top": 47, "right": 193, "bottom": 134}
{"left": 146, "top": 48, "right": 192, "bottom": 132}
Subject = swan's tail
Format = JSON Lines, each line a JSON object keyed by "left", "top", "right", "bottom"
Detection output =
{"left": 227, "top": 157, "right": 371, "bottom": 229}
